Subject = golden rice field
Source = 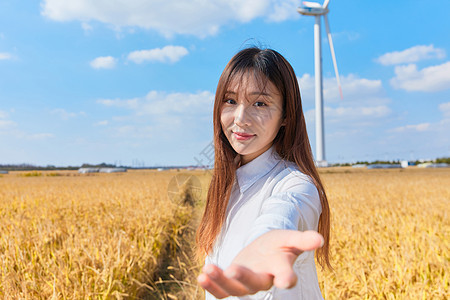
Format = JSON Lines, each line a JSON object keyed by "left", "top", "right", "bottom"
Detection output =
{"left": 0, "top": 167, "right": 448, "bottom": 299}
{"left": 0, "top": 170, "right": 208, "bottom": 299}
{"left": 317, "top": 168, "right": 448, "bottom": 299}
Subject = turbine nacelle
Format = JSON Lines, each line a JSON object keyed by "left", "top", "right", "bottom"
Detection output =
{"left": 297, "top": 1, "right": 329, "bottom": 16}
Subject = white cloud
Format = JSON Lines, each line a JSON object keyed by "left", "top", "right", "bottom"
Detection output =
{"left": 304, "top": 105, "right": 392, "bottom": 131}
{"left": 325, "top": 105, "right": 392, "bottom": 125}
{"left": 40, "top": 0, "right": 299, "bottom": 38}
{"left": 298, "top": 73, "right": 387, "bottom": 105}
{"left": 390, "top": 61, "right": 450, "bottom": 92}
{"left": 27, "top": 133, "right": 55, "bottom": 140}
{"left": 0, "top": 119, "right": 16, "bottom": 130}
{"left": 326, "top": 105, "right": 391, "bottom": 119}
{"left": 0, "top": 52, "right": 12, "bottom": 60}
{"left": 300, "top": 73, "right": 393, "bottom": 141}
{"left": 439, "top": 102, "right": 450, "bottom": 117}
{"left": 382, "top": 102, "right": 450, "bottom": 159}
{"left": 389, "top": 123, "right": 431, "bottom": 133}
{"left": 81, "top": 22, "right": 93, "bottom": 32}
{"left": 0, "top": 110, "right": 8, "bottom": 119}
{"left": 98, "top": 90, "right": 214, "bottom": 116}
{"left": 97, "top": 90, "right": 214, "bottom": 139}
{"left": 127, "top": 46, "right": 189, "bottom": 64}
{"left": 266, "top": 0, "right": 299, "bottom": 22}
{"left": 377, "top": 45, "right": 446, "bottom": 66}
{"left": 50, "top": 108, "right": 86, "bottom": 120}
{"left": 0, "top": 111, "right": 16, "bottom": 131}
{"left": 94, "top": 120, "right": 109, "bottom": 126}
{"left": 0, "top": 112, "right": 53, "bottom": 140}
{"left": 90, "top": 56, "right": 117, "bottom": 69}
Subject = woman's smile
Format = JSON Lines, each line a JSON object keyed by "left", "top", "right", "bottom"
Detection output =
{"left": 232, "top": 131, "right": 256, "bottom": 141}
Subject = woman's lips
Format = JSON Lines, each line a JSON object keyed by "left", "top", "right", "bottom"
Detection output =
{"left": 233, "top": 131, "right": 255, "bottom": 141}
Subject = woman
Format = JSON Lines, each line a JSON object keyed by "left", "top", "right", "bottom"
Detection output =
{"left": 196, "top": 47, "right": 331, "bottom": 299}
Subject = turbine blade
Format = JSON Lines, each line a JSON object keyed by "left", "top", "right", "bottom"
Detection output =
{"left": 323, "top": 0, "right": 330, "bottom": 9}
{"left": 324, "top": 14, "right": 343, "bottom": 99}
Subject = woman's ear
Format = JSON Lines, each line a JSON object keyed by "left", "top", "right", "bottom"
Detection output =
{"left": 281, "top": 118, "right": 287, "bottom": 126}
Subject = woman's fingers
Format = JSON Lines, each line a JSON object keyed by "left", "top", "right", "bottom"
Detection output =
{"left": 201, "top": 264, "right": 250, "bottom": 297}
{"left": 197, "top": 272, "right": 229, "bottom": 299}
{"left": 224, "top": 264, "right": 273, "bottom": 294}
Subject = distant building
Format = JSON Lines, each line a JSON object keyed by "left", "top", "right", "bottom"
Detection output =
{"left": 78, "top": 168, "right": 100, "bottom": 173}
{"left": 99, "top": 168, "right": 127, "bottom": 173}
{"left": 78, "top": 167, "right": 127, "bottom": 173}
{"left": 417, "top": 163, "right": 431, "bottom": 168}
{"left": 401, "top": 160, "right": 415, "bottom": 168}
{"left": 352, "top": 164, "right": 366, "bottom": 168}
{"left": 418, "top": 163, "right": 449, "bottom": 168}
{"left": 367, "top": 164, "right": 402, "bottom": 169}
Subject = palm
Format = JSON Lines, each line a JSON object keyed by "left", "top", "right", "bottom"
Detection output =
{"left": 198, "top": 230, "right": 323, "bottom": 298}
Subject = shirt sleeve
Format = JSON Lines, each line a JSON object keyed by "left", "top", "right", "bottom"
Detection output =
{"left": 244, "top": 173, "right": 322, "bottom": 246}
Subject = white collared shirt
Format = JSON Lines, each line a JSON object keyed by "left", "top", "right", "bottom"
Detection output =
{"left": 205, "top": 146, "right": 324, "bottom": 300}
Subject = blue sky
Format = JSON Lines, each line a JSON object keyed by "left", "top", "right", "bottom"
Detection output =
{"left": 1, "top": 0, "right": 449, "bottom": 167}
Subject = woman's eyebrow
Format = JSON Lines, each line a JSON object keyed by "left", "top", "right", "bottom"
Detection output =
{"left": 248, "top": 91, "right": 270, "bottom": 96}
{"left": 247, "top": 91, "right": 276, "bottom": 100}
{"left": 225, "top": 91, "right": 275, "bottom": 99}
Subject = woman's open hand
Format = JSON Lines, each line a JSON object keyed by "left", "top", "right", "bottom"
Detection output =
{"left": 197, "top": 230, "right": 324, "bottom": 299}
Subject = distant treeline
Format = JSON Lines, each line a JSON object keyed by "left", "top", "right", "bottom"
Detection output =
{"left": 0, "top": 164, "right": 77, "bottom": 171}
{"left": 0, "top": 162, "right": 118, "bottom": 171}
{"left": 331, "top": 157, "right": 450, "bottom": 167}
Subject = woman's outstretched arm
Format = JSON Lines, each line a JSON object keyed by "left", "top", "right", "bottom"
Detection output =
{"left": 197, "top": 230, "right": 324, "bottom": 298}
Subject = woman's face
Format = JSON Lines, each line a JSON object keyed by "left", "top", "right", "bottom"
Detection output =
{"left": 220, "top": 72, "right": 285, "bottom": 165}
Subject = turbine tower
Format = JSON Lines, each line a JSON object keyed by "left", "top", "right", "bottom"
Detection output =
{"left": 298, "top": 0, "right": 342, "bottom": 167}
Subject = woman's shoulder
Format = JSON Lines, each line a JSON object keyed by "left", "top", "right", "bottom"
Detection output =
{"left": 270, "top": 160, "right": 318, "bottom": 197}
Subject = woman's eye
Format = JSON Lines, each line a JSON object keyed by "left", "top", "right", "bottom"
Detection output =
{"left": 225, "top": 99, "right": 236, "bottom": 104}
{"left": 254, "top": 101, "right": 266, "bottom": 107}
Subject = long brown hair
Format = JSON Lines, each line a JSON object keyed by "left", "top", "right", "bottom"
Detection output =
{"left": 196, "top": 47, "right": 331, "bottom": 269}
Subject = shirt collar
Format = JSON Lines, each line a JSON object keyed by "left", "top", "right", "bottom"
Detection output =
{"left": 235, "top": 146, "right": 281, "bottom": 193}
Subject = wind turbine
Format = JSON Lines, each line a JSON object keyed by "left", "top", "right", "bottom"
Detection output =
{"left": 298, "top": 0, "right": 343, "bottom": 167}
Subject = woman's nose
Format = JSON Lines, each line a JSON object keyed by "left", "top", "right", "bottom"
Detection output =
{"left": 234, "top": 104, "right": 251, "bottom": 126}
